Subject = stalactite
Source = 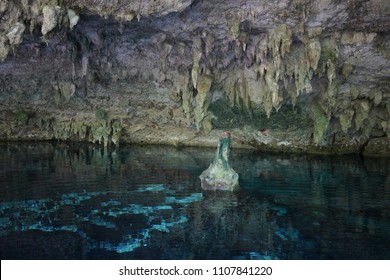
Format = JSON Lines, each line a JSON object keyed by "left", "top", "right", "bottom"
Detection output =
{"left": 182, "top": 88, "right": 192, "bottom": 120}
{"left": 82, "top": 53, "right": 89, "bottom": 95}
{"left": 191, "top": 38, "right": 203, "bottom": 89}
{"left": 270, "top": 24, "right": 292, "bottom": 58}
{"left": 311, "top": 101, "right": 329, "bottom": 144}
{"left": 224, "top": 75, "right": 236, "bottom": 108}
{"left": 307, "top": 38, "right": 321, "bottom": 71}
{"left": 264, "top": 63, "right": 281, "bottom": 112}
{"left": 339, "top": 109, "right": 355, "bottom": 133}
{"left": 269, "top": 24, "right": 292, "bottom": 74}
{"left": 240, "top": 73, "right": 252, "bottom": 117}
{"left": 178, "top": 73, "right": 192, "bottom": 120}
{"left": 217, "top": 25, "right": 335, "bottom": 121}
{"left": 256, "top": 63, "right": 266, "bottom": 81}
{"left": 67, "top": 9, "right": 79, "bottom": 30}
{"left": 256, "top": 34, "right": 268, "bottom": 64}
{"left": 354, "top": 100, "right": 371, "bottom": 131}
{"left": 245, "top": 35, "right": 259, "bottom": 65}
{"left": 111, "top": 120, "right": 123, "bottom": 146}
{"left": 204, "top": 33, "right": 214, "bottom": 57}
{"left": 326, "top": 60, "right": 337, "bottom": 109}
{"left": 327, "top": 59, "right": 336, "bottom": 86}
{"left": 234, "top": 77, "right": 244, "bottom": 112}
{"left": 245, "top": 73, "right": 263, "bottom": 106}
{"left": 91, "top": 121, "right": 111, "bottom": 147}
{"left": 257, "top": 25, "right": 293, "bottom": 113}
{"left": 319, "top": 37, "right": 340, "bottom": 111}
{"left": 194, "top": 75, "right": 213, "bottom": 132}
{"left": 42, "top": 5, "right": 64, "bottom": 36}
{"left": 263, "top": 85, "right": 273, "bottom": 118}
{"left": 285, "top": 78, "right": 298, "bottom": 108}
{"left": 279, "top": 41, "right": 312, "bottom": 101}
{"left": 226, "top": 10, "right": 242, "bottom": 40}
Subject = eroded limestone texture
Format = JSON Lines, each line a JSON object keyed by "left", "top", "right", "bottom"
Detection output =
{"left": 200, "top": 132, "right": 239, "bottom": 191}
{"left": 0, "top": 0, "right": 390, "bottom": 155}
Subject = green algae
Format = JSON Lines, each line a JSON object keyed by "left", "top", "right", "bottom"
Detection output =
{"left": 311, "top": 101, "right": 329, "bottom": 144}
{"left": 15, "top": 109, "right": 30, "bottom": 125}
{"left": 95, "top": 108, "right": 108, "bottom": 121}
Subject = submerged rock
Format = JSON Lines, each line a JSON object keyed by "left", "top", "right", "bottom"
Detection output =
{"left": 200, "top": 132, "right": 239, "bottom": 191}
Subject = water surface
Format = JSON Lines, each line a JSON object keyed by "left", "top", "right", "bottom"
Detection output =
{"left": 0, "top": 143, "right": 389, "bottom": 259}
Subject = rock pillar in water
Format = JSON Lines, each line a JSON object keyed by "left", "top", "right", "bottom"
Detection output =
{"left": 200, "top": 132, "right": 239, "bottom": 191}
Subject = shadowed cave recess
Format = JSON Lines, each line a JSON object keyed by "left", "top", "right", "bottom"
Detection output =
{"left": 1, "top": 0, "right": 390, "bottom": 156}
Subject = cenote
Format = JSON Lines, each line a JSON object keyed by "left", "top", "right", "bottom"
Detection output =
{"left": 0, "top": 142, "right": 389, "bottom": 260}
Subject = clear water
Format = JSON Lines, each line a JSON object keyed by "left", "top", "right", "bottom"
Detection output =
{"left": 0, "top": 142, "right": 389, "bottom": 260}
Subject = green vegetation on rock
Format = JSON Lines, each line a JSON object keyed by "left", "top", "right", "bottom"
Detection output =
{"left": 95, "top": 108, "right": 108, "bottom": 121}
{"left": 15, "top": 110, "right": 30, "bottom": 125}
{"left": 311, "top": 101, "right": 329, "bottom": 144}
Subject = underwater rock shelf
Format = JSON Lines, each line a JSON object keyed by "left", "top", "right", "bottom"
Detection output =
{"left": 0, "top": 186, "right": 203, "bottom": 254}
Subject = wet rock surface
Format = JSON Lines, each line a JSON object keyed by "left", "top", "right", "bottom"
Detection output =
{"left": 200, "top": 132, "right": 239, "bottom": 191}
{"left": 0, "top": 0, "right": 390, "bottom": 155}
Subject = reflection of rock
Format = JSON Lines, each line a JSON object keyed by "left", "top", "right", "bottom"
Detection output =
{"left": 185, "top": 191, "right": 280, "bottom": 259}
{"left": 200, "top": 132, "right": 239, "bottom": 191}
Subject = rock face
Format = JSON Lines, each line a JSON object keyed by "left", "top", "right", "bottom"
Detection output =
{"left": 200, "top": 132, "right": 239, "bottom": 191}
{"left": 0, "top": 0, "right": 390, "bottom": 156}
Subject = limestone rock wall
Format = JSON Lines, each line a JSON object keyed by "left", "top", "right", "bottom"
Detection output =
{"left": 1, "top": 0, "right": 390, "bottom": 156}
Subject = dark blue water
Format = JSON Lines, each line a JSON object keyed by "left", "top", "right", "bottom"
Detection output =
{"left": 0, "top": 143, "right": 389, "bottom": 259}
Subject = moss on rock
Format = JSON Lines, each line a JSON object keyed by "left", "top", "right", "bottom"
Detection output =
{"left": 311, "top": 101, "right": 329, "bottom": 144}
{"left": 15, "top": 110, "right": 30, "bottom": 125}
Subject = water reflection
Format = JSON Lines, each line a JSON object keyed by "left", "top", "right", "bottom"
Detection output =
{"left": 0, "top": 143, "right": 389, "bottom": 259}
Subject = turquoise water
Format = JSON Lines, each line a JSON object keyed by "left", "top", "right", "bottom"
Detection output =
{"left": 0, "top": 143, "right": 389, "bottom": 259}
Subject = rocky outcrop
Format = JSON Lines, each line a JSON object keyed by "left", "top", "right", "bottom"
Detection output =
{"left": 200, "top": 131, "right": 239, "bottom": 191}
{"left": 0, "top": 0, "right": 390, "bottom": 156}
